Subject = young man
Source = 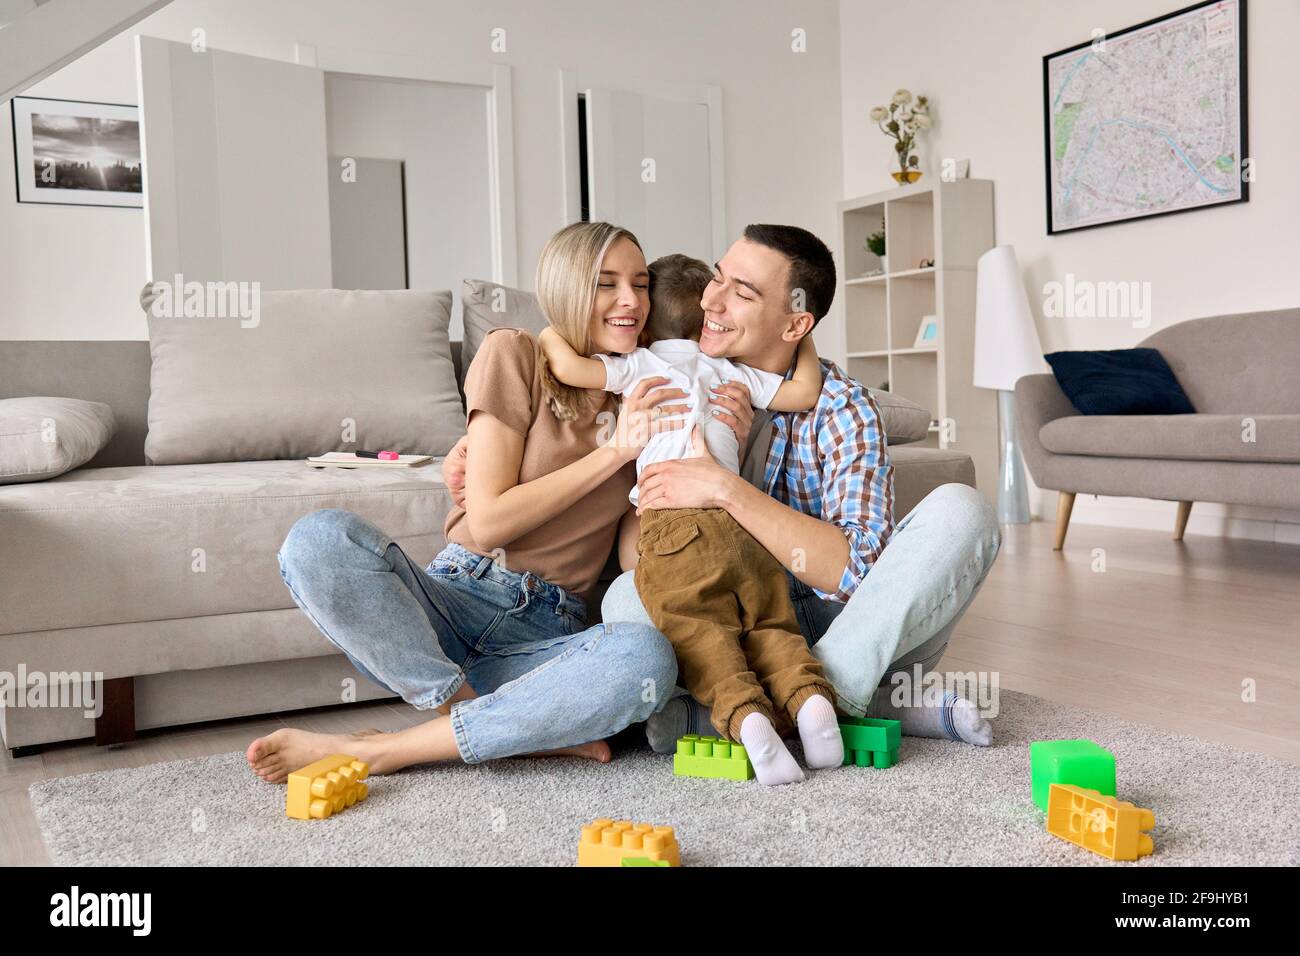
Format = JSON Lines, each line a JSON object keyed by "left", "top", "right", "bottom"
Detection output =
{"left": 602, "top": 224, "right": 1001, "bottom": 750}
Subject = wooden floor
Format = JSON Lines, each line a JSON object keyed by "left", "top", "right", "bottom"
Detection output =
{"left": 2, "top": 520, "right": 1296, "bottom": 865}
{"left": 947, "top": 520, "right": 1300, "bottom": 767}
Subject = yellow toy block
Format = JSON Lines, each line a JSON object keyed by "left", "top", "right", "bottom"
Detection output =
{"left": 577, "top": 819, "right": 681, "bottom": 867}
{"left": 1046, "top": 783, "right": 1155, "bottom": 861}
{"left": 286, "top": 753, "right": 370, "bottom": 820}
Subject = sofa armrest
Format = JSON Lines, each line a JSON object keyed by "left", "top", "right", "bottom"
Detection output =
{"left": 1015, "top": 373, "right": 1077, "bottom": 488}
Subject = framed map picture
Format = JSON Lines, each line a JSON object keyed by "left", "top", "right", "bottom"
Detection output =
{"left": 1043, "top": 0, "right": 1247, "bottom": 235}
{"left": 10, "top": 96, "right": 143, "bottom": 208}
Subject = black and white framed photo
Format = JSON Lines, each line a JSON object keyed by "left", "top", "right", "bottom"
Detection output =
{"left": 1043, "top": 0, "right": 1248, "bottom": 235}
{"left": 10, "top": 96, "right": 143, "bottom": 208}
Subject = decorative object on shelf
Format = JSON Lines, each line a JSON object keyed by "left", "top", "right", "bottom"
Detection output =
{"left": 913, "top": 315, "right": 940, "bottom": 350}
{"left": 10, "top": 96, "right": 143, "bottom": 208}
{"left": 973, "top": 245, "right": 1046, "bottom": 524}
{"left": 865, "top": 220, "right": 886, "bottom": 274}
{"left": 870, "top": 89, "right": 930, "bottom": 186}
{"left": 918, "top": 257, "right": 935, "bottom": 269}
{"left": 1044, "top": 0, "right": 1247, "bottom": 234}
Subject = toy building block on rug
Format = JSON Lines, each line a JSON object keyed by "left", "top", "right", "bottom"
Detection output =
{"left": 286, "top": 754, "right": 370, "bottom": 820}
{"left": 673, "top": 735, "right": 754, "bottom": 781}
{"left": 1030, "top": 739, "right": 1116, "bottom": 811}
{"left": 838, "top": 717, "right": 901, "bottom": 768}
{"left": 621, "top": 857, "right": 671, "bottom": 867}
{"left": 1046, "top": 783, "right": 1155, "bottom": 861}
{"left": 578, "top": 820, "right": 681, "bottom": 867}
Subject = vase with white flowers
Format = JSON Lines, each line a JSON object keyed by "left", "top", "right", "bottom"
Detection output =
{"left": 870, "top": 89, "right": 931, "bottom": 185}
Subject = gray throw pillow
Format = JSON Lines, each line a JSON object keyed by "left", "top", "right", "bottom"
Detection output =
{"left": 0, "top": 397, "right": 116, "bottom": 484}
{"left": 144, "top": 288, "right": 465, "bottom": 464}
{"left": 461, "top": 278, "right": 548, "bottom": 385}
{"left": 868, "top": 388, "right": 933, "bottom": 445}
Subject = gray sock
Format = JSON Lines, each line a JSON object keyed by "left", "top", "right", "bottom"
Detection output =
{"left": 866, "top": 687, "right": 993, "bottom": 746}
{"left": 645, "top": 692, "right": 716, "bottom": 754}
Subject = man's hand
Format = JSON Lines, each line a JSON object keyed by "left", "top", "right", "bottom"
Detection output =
{"left": 636, "top": 426, "right": 738, "bottom": 515}
{"left": 442, "top": 435, "right": 468, "bottom": 508}
{"left": 710, "top": 380, "right": 754, "bottom": 446}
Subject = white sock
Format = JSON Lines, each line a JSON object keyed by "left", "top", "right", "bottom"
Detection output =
{"left": 868, "top": 687, "right": 993, "bottom": 746}
{"left": 795, "top": 694, "right": 844, "bottom": 769}
{"left": 739, "top": 712, "right": 804, "bottom": 786}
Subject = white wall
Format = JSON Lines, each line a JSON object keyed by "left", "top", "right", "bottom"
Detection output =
{"left": 840, "top": 0, "right": 1300, "bottom": 542}
{"left": 326, "top": 73, "right": 495, "bottom": 339}
{"left": 0, "top": 0, "right": 844, "bottom": 346}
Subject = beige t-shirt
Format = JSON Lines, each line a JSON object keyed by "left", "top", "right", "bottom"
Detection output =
{"left": 443, "top": 328, "right": 635, "bottom": 598}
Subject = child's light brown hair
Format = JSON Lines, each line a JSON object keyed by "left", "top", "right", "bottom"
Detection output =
{"left": 646, "top": 254, "right": 714, "bottom": 342}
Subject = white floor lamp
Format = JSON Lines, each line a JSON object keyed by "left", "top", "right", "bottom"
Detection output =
{"left": 973, "top": 246, "right": 1046, "bottom": 525}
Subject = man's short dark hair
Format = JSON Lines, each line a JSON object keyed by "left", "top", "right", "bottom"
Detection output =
{"left": 646, "top": 253, "right": 713, "bottom": 341}
{"left": 742, "top": 223, "right": 836, "bottom": 325}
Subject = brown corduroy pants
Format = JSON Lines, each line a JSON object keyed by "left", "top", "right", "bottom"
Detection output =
{"left": 634, "top": 507, "right": 835, "bottom": 742}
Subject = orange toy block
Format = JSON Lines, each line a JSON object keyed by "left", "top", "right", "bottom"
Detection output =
{"left": 577, "top": 819, "right": 681, "bottom": 867}
{"left": 286, "top": 753, "right": 370, "bottom": 820}
{"left": 1046, "top": 783, "right": 1155, "bottom": 861}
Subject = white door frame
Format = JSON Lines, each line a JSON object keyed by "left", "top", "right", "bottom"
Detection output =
{"left": 558, "top": 69, "right": 725, "bottom": 263}
{"left": 297, "top": 43, "right": 518, "bottom": 287}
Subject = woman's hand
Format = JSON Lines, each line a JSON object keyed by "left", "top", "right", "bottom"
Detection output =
{"left": 710, "top": 381, "right": 754, "bottom": 446}
{"left": 601, "top": 376, "right": 691, "bottom": 464}
{"left": 442, "top": 435, "right": 469, "bottom": 508}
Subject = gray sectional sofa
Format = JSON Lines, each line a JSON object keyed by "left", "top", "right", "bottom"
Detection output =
{"left": 1016, "top": 308, "right": 1300, "bottom": 549}
{"left": 0, "top": 288, "right": 976, "bottom": 755}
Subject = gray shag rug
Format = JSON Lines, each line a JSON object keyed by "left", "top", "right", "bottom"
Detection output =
{"left": 28, "top": 690, "right": 1300, "bottom": 866}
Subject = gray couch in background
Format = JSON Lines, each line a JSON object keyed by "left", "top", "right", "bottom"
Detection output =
{"left": 0, "top": 318, "right": 975, "bottom": 754}
{"left": 1016, "top": 308, "right": 1300, "bottom": 549}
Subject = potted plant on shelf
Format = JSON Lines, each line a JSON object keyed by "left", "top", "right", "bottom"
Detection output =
{"left": 870, "top": 89, "right": 930, "bottom": 185}
{"left": 865, "top": 220, "right": 886, "bottom": 275}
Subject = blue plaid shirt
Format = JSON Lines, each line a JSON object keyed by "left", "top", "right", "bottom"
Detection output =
{"left": 758, "top": 359, "right": 894, "bottom": 603}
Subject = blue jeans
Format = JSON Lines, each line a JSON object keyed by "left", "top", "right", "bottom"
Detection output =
{"left": 601, "top": 483, "right": 1001, "bottom": 717}
{"left": 277, "top": 509, "right": 678, "bottom": 763}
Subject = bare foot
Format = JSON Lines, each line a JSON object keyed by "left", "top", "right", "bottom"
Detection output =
{"left": 531, "top": 740, "right": 612, "bottom": 763}
{"left": 246, "top": 727, "right": 385, "bottom": 784}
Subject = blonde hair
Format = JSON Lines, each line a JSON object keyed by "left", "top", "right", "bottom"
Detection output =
{"left": 535, "top": 221, "right": 643, "bottom": 421}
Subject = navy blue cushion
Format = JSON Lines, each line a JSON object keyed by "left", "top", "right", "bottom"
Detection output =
{"left": 1044, "top": 348, "right": 1195, "bottom": 416}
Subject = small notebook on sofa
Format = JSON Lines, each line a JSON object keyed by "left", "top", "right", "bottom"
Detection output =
{"left": 306, "top": 452, "right": 433, "bottom": 468}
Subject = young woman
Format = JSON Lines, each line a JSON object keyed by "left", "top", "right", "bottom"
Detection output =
{"left": 247, "top": 222, "right": 734, "bottom": 780}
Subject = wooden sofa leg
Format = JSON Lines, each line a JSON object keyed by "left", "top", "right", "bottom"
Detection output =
{"left": 1174, "top": 501, "right": 1193, "bottom": 541}
{"left": 95, "top": 677, "right": 136, "bottom": 747}
{"left": 1053, "top": 492, "right": 1075, "bottom": 550}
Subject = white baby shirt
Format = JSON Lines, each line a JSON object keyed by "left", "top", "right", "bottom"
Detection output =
{"left": 595, "top": 339, "right": 784, "bottom": 505}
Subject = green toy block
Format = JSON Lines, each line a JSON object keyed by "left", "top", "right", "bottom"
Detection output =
{"left": 673, "top": 735, "right": 755, "bottom": 781}
{"left": 1030, "top": 739, "right": 1116, "bottom": 811}
{"left": 838, "top": 717, "right": 901, "bottom": 769}
{"left": 621, "top": 857, "right": 671, "bottom": 867}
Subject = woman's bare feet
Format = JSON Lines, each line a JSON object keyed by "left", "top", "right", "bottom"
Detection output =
{"left": 246, "top": 723, "right": 612, "bottom": 783}
{"left": 536, "top": 740, "right": 612, "bottom": 763}
{"left": 246, "top": 727, "right": 384, "bottom": 783}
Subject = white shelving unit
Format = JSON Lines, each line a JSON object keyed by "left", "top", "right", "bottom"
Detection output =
{"left": 838, "top": 179, "right": 998, "bottom": 499}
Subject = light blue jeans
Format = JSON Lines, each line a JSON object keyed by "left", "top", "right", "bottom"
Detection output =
{"left": 277, "top": 509, "right": 678, "bottom": 763}
{"left": 601, "top": 483, "right": 1001, "bottom": 718}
